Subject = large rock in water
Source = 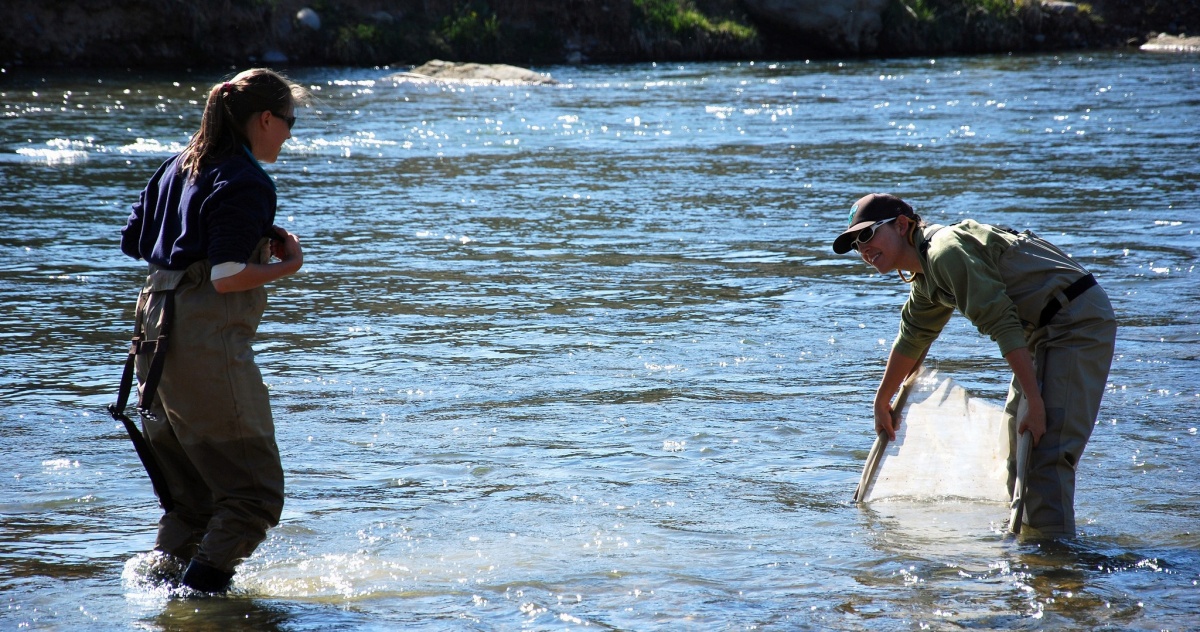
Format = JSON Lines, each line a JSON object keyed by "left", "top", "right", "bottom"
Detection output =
{"left": 1140, "top": 33, "right": 1200, "bottom": 52}
{"left": 741, "top": 0, "right": 891, "bottom": 54}
{"left": 388, "top": 60, "right": 557, "bottom": 85}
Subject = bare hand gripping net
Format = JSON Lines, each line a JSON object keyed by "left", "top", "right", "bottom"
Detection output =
{"left": 858, "top": 366, "right": 1011, "bottom": 503}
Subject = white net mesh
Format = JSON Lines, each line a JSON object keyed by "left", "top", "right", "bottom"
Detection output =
{"left": 859, "top": 366, "right": 1011, "bottom": 503}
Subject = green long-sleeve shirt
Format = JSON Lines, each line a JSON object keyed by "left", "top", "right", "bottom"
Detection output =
{"left": 893, "top": 220, "right": 1092, "bottom": 360}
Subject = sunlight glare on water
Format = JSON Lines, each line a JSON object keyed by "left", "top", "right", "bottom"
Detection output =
{"left": 0, "top": 53, "right": 1198, "bottom": 630}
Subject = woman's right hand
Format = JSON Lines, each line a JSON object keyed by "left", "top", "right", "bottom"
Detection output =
{"left": 873, "top": 349, "right": 919, "bottom": 441}
{"left": 874, "top": 398, "right": 898, "bottom": 441}
{"left": 271, "top": 225, "right": 304, "bottom": 268}
{"left": 213, "top": 228, "right": 303, "bottom": 293}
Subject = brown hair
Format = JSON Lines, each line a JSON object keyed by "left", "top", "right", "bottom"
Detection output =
{"left": 178, "top": 68, "right": 305, "bottom": 179}
{"left": 905, "top": 213, "right": 925, "bottom": 245}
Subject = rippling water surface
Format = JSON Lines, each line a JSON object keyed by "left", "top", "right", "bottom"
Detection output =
{"left": 2, "top": 52, "right": 1199, "bottom": 630}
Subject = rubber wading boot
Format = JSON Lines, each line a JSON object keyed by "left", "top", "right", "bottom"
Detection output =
{"left": 182, "top": 559, "right": 235, "bottom": 593}
{"left": 147, "top": 551, "right": 188, "bottom": 586}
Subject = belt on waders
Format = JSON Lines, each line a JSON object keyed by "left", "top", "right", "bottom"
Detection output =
{"left": 1037, "top": 273, "right": 1097, "bottom": 329}
{"left": 108, "top": 288, "right": 176, "bottom": 512}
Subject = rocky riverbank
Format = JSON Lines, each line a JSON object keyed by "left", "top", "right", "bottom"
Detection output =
{"left": 2, "top": 0, "right": 1198, "bottom": 69}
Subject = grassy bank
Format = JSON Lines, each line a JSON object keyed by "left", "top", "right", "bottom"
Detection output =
{"left": 0, "top": 0, "right": 1193, "bottom": 68}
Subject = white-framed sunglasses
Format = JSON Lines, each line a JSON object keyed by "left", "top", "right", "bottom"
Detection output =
{"left": 851, "top": 217, "right": 897, "bottom": 251}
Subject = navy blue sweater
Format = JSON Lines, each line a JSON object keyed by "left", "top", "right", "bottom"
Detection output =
{"left": 122, "top": 150, "right": 277, "bottom": 270}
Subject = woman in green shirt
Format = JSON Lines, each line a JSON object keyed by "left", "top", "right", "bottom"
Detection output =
{"left": 834, "top": 193, "right": 1116, "bottom": 537}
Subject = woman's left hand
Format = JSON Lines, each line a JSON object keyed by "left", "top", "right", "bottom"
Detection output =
{"left": 270, "top": 225, "right": 303, "bottom": 264}
{"left": 1004, "top": 347, "right": 1045, "bottom": 446}
{"left": 1017, "top": 395, "right": 1047, "bottom": 446}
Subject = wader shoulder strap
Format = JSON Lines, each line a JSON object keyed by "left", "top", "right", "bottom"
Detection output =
{"left": 111, "top": 317, "right": 143, "bottom": 421}
{"left": 135, "top": 289, "right": 175, "bottom": 417}
{"left": 918, "top": 224, "right": 949, "bottom": 259}
{"left": 109, "top": 289, "right": 174, "bottom": 418}
{"left": 108, "top": 289, "right": 176, "bottom": 512}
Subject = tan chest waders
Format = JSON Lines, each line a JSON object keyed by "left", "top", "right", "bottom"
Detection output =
{"left": 112, "top": 241, "right": 284, "bottom": 590}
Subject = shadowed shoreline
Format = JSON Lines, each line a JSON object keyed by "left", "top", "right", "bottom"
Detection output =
{"left": 2, "top": 0, "right": 1198, "bottom": 70}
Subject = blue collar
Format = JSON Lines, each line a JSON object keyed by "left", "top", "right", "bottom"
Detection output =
{"left": 242, "top": 145, "right": 276, "bottom": 191}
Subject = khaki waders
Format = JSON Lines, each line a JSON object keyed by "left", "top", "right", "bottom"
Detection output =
{"left": 1004, "top": 270, "right": 1116, "bottom": 537}
{"left": 132, "top": 240, "right": 284, "bottom": 578}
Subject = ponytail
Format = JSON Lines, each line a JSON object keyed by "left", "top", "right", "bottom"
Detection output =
{"left": 178, "top": 68, "right": 305, "bottom": 180}
{"left": 898, "top": 213, "right": 926, "bottom": 284}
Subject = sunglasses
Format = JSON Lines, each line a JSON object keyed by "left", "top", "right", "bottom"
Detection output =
{"left": 851, "top": 217, "right": 897, "bottom": 251}
{"left": 273, "top": 111, "right": 296, "bottom": 130}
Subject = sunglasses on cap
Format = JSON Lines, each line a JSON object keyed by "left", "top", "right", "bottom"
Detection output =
{"left": 851, "top": 217, "right": 897, "bottom": 251}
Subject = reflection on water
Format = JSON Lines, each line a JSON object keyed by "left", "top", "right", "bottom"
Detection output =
{"left": 1, "top": 53, "right": 1198, "bottom": 630}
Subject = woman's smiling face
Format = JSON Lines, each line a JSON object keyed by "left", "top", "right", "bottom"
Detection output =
{"left": 857, "top": 215, "right": 909, "bottom": 274}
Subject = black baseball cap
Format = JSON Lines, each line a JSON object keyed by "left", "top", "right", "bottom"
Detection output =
{"left": 832, "top": 193, "right": 914, "bottom": 254}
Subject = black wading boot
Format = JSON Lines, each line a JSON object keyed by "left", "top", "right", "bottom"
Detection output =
{"left": 182, "top": 559, "right": 235, "bottom": 593}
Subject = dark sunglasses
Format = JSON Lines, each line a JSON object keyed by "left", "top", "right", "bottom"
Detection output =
{"left": 851, "top": 217, "right": 897, "bottom": 251}
{"left": 273, "top": 111, "right": 296, "bottom": 130}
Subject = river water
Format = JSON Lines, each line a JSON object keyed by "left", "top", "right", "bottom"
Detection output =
{"left": 1, "top": 51, "right": 1198, "bottom": 630}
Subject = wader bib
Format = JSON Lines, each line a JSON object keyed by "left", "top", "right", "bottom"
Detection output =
{"left": 999, "top": 232, "right": 1116, "bottom": 537}
{"left": 122, "top": 239, "right": 284, "bottom": 574}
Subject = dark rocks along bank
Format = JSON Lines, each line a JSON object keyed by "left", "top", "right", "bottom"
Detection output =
{"left": 1, "top": 0, "right": 1198, "bottom": 69}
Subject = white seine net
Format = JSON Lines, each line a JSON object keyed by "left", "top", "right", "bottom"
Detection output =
{"left": 861, "top": 366, "right": 1011, "bottom": 503}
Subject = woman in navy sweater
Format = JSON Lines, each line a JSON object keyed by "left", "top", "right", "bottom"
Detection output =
{"left": 121, "top": 68, "right": 305, "bottom": 592}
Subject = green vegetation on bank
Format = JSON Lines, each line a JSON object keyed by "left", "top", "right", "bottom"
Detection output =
{"left": 311, "top": 0, "right": 761, "bottom": 65}
{"left": 439, "top": 3, "right": 502, "bottom": 59}
{"left": 901, "top": 0, "right": 1093, "bottom": 21}
{"left": 877, "top": 0, "right": 1100, "bottom": 54}
{"left": 633, "top": 0, "right": 757, "bottom": 41}
{"left": 1, "top": 0, "right": 1189, "bottom": 69}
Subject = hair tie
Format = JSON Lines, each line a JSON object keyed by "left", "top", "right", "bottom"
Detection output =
{"left": 221, "top": 82, "right": 233, "bottom": 94}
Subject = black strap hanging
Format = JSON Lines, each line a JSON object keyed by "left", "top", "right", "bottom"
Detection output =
{"left": 1038, "top": 274, "right": 1097, "bottom": 329}
{"left": 108, "top": 289, "right": 176, "bottom": 512}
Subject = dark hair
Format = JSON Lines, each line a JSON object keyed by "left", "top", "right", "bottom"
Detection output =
{"left": 179, "top": 68, "right": 303, "bottom": 179}
{"left": 905, "top": 214, "right": 927, "bottom": 246}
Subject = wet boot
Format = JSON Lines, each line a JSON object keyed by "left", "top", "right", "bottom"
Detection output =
{"left": 147, "top": 551, "right": 188, "bottom": 586}
{"left": 182, "top": 559, "right": 234, "bottom": 593}
{"left": 124, "top": 550, "right": 187, "bottom": 589}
